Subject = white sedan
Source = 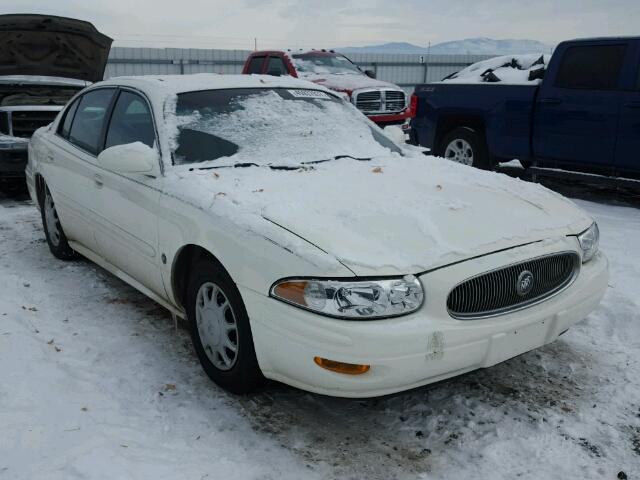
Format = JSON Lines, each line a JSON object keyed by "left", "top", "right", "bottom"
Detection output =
{"left": 26, "top": 74, "right": 608, "bottom": 398}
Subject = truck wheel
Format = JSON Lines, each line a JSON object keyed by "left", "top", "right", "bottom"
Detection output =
{"left": 186, "top": 257, "right": 263, "bottom": 394}
{"left": 439, "top": 127, "right": 491, "bottom": 170}
{"left": 40, "top": 184, "right": 77, "bottom": 260}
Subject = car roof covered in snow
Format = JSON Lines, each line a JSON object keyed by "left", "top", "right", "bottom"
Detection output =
{"left": 562, "top": 35, "right": 640, "bottom": 43}
{"left": 96, "top": 73, "right": 337, "bottom": 100}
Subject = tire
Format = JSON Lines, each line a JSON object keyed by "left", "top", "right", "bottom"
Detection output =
{"left": 186, "top": 257, "right": 263, "bottom": 394}
{"left": 438, "top": 127, "right": 492, "bottom": 170}
{"left": 40, "top": 184, "right": 77, "bottom": 260}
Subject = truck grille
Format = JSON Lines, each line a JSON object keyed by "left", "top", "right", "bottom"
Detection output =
{"left": 10, "top": 111, "right": 59, "bottom": 138}
{"left": 447, "top": 252, "right": 579, "bottom": 319}
{"left": 354, "top": 90, "right": 406, "bottom": 114}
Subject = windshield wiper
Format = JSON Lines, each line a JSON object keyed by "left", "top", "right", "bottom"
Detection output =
{"left": 302, "top": 155, "right": 372, "bottom": 165}
{"left": 192, "top": 162, "right": 304, "bottom": 172}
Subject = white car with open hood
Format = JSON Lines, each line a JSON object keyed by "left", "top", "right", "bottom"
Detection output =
{"left": 27, "top": 74, "right": 608, "bottom": 398}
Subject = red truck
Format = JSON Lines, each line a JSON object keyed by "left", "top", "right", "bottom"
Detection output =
{"left": 242, "top": 49, "right": 412, "bottom": 127}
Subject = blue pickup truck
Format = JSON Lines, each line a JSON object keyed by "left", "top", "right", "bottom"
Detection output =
{"left": 409, "top": 37, "right": 640, "bottom": 179}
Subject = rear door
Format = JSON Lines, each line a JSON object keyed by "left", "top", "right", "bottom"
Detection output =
{"left": 533, "top": 42, "right": 629, "bottom": 171}
{"left": 45, "top": 88, "right": 117, "bottom": 254}
{"left": 614, "top": 41, "right": 640, "bottom": 174}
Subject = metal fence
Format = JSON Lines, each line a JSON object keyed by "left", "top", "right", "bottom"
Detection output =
{"left": 105, "top": 47, "right": 493, "bottom": 92}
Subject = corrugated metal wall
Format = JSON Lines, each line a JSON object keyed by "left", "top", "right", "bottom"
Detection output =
{"left": 105, "top": 47, "right": 492, "bottom": 92}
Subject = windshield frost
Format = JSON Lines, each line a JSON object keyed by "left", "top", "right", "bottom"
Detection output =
{"left": 171, "top": 88, "right": 401, "bottom": 166}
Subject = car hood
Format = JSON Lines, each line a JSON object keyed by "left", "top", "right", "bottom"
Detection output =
{"left": 300, "top": 72, "right": 403, "bottom": 94}
{"left": 174, "top": 154, "right": 592, "bottom": 276}
{"left": 0, "top": 14, "right": 112, "bottom": 83}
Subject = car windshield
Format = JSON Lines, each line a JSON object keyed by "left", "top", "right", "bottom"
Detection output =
{"left": 290, "top": 53, "right": 362, "bottom": 76}
{"left": 170, "top": 87, "right": 402, "bottom": 166}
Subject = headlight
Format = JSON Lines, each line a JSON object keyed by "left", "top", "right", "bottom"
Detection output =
{"left": 577, "top": 222, "right": 599, "bottom": 263}
{"left": 271, "top": 275, "right": 424, "bottom": 319}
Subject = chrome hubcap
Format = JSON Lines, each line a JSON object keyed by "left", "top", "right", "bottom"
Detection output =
{"left": 44, "top": 191, "right": 61, "bottom": 247}
{"left": 195, "top": 282, "right": 238, "bottom": 371}
{"left": 445, "top": 138, "right": 474, "bottom": 166}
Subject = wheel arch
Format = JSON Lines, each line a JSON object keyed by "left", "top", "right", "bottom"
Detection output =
{"left": 435, "top": 114, "right": 486, "bottom": 155}
{"left": 171, "top": 244, "right": 230, "bottom": 312}
{"left": 34, "top": 173, "right": 47, "bottom": 207}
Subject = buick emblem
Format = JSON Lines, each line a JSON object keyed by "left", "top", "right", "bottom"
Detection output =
{"left": 516, "top": 270, "right": 534, "bottom": 296}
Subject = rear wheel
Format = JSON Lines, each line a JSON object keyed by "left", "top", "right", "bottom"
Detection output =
{"left": 40, "top": 184, "right": 77, "bottom": 260}
{"left": 439, "top": 127, "right": 492, "bottom": 170}
{"left": 186, "top": 258, "right": 263, "bottom": 394}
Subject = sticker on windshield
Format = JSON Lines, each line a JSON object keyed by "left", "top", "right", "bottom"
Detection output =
{"left": 287, "top": 89, "right": 331, "bottom": 99}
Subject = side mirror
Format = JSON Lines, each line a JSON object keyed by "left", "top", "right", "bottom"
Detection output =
{"left": 364, "top": 69, "right": 376, "bottom": 79}
{"left": 97, "top": 142, "right": 160, "bottom": 177}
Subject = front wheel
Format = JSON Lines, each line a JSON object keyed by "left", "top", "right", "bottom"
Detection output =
{"left": 438, "top": 127, "right": 492, "bottom": 170}
{"left": 186, "top": 258, "right": 263, "bottom": 394}
{"left": 40, "top": 184, "right": 77, "bottom": 260}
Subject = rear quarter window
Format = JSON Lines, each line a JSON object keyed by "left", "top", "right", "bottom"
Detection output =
{"left": 246, "top": 56, "right": 266, "bottom": 74}
{"left": 58, "top": 98, "right": 80, "bottom": 139}
{"left": 555, "top": 44, "right": 627, "bottom": 90}
{"left": 67, "top": 88, "right": 116, "bottom": 155}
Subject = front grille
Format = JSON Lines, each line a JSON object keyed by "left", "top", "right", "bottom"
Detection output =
{"left": 355, "top": 91, "right": 382, "bottom": 113}
{"left": 354, "top": 90, "right": 406, "bottom": 114}
{"left": 10, "top": 111, "right": 58, "bottom": 138}
{"left": 447, "top": 252, "right": 579, "bottom": 319}
{"left": 384, "top": 90, "right": 406, "bottom": 112}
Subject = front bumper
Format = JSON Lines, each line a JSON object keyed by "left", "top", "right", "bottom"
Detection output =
{"left": 368, "top": 111, "right": 411, "bottom": 126}
{"left": 0, "top": 144, "right": 28, "bottom": 179}
{"left": 242, "top": 241, "right": 609, "bottom": 398}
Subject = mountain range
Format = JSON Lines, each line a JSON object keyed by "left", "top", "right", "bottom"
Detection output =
{"left": 338, "top": 38, "right": 554, "bottom": 55}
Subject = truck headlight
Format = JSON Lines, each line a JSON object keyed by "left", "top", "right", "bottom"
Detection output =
{"left": 577, "top": 222, "right": 599, "bottom": 263}
{"left": 271, "top": 275, "right": 424, "bottom": 319}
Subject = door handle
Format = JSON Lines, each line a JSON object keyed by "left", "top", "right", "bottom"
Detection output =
{"left": 538, "top": 98, "right": 562, "bottom": 105}
{"left": 94, "top": 174, "right": 104, "bottom": 188}
{"left": 624, "top": 101, "right": 640, "bottom": 109}
{"left": 46, "top": 155, "right": 54, "bottom": 163}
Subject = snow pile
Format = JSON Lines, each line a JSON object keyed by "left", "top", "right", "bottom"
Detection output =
{"left": 1, "top": 193, "right": 638, "bottom": 479}
{"left": 443, "top": 54, "right": 550, "bottom": 84}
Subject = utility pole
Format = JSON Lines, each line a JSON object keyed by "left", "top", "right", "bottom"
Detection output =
{"left": 254, "top": 38, "right": 257, "bottom": 51}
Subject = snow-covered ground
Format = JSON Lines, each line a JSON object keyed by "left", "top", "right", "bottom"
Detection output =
{"left": 1, "top": 188, "right": 638, "bottom": 479}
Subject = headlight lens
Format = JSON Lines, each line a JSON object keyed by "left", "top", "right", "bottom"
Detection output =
{"left": 271, "top": 275, "right": 424, "bottom": 319}
{"left": 577, "top": 222, "right": 599, "bottom": 263}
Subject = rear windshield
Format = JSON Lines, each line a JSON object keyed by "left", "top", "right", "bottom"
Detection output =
{"left": 170, "top": 87, "right": 402, "bottom": 166}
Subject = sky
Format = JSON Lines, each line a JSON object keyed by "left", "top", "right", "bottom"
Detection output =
{"left": 2, "top": 0, "right": 639, "bottom": 50}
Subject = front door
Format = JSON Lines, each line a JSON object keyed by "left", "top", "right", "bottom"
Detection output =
{"left": 533, "top": 43, "right": 628, "bottom": 171}
{"left": 92, "top": 89, "right": 166, "bottom": 298}
{"left": 614, "top": 51, "right": 640, "bottom": 175}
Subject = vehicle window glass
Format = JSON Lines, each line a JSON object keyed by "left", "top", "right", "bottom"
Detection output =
{"left": 58, "top": 98, "right": 80, "bottom": 139}
{"left": 267, "top": 56, "right": 287, "bottom": 76}
{"left": 637, "top": 62, "right": 640, "bottom": 90}
{"left": 171, "top": 88, "right": 403, "bottom": 166}
{"left": 105, "top": 91, "right": 155, "bottom": 149}
{"left": 247, "top": 56, "right": 265, "bottom": 74}
{"left": 68, "top": 89, "right": 115, "bottom": 154}
{"left": 291, "top": 53, "right": 361, "bottom": 75}
{"left": 555, "top": 44, "right": 626, "bottom": 90}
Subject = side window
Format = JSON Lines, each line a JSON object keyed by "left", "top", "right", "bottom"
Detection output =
{"left": 247, "top": 56, "right": 265, "bottom": 74}
{"left": 555, "top": 44, "right": 626, "bottom": 90}
{"left": 266, "top": 56, "right": 287, "bottom": 76}
{"left": 68, "top": 89, "right": 116, "bottom": 154}
{"left": 637, "top": 62, "right": 640, "bottom": 90}
{"left": 58, "top": 98, "right": 80, "bottom": 139}
{"left": 105, "top": 91, "right": 155, "bottom": 150}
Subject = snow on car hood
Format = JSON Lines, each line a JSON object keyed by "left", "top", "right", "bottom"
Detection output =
{"left": 0, "top": 14, "right": 112, "bottom": 83}
{"left": 169, "top": 153, "right": 592, "bottom": 276}
{"left": 301, "top": 73, "right": 402, "bottom": 93}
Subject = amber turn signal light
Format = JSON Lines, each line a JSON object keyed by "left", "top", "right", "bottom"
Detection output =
{"left": 314, "top": 357, "right": 370, "bottom": 375}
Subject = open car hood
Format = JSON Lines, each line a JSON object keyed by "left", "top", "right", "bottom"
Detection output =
{"left": 0, "top": 14, "right": 112, "bottom": 83}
